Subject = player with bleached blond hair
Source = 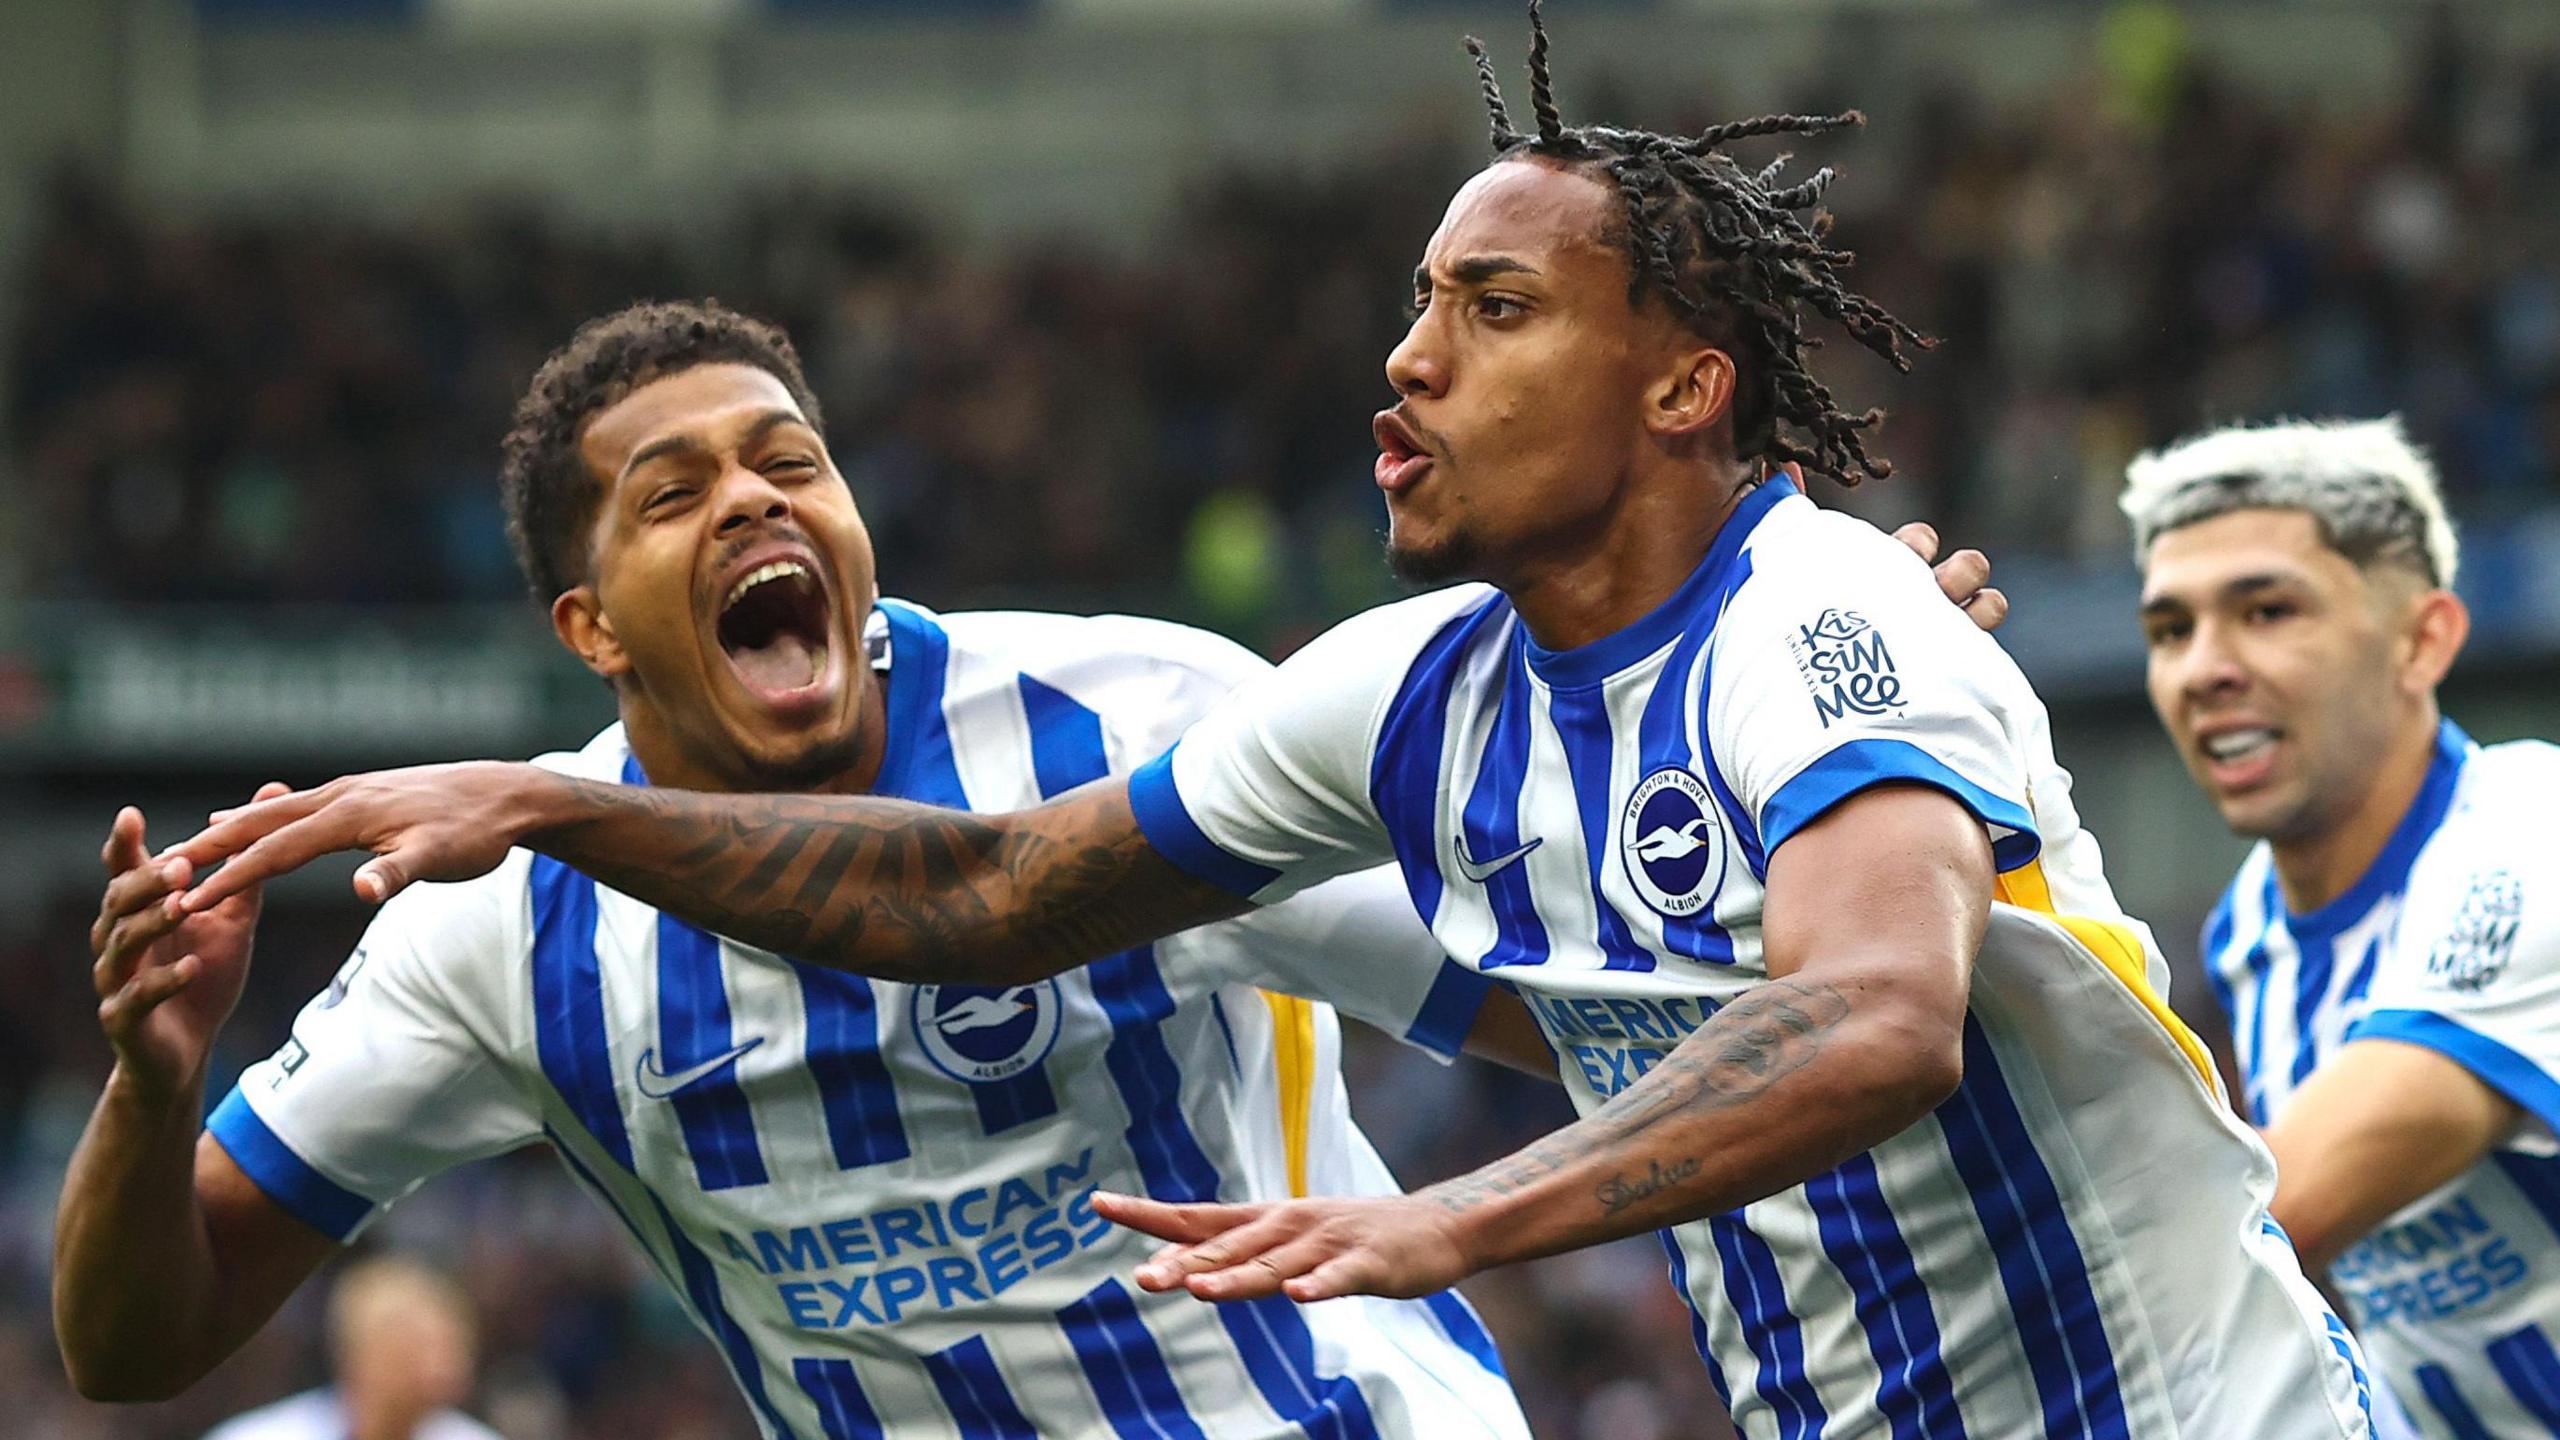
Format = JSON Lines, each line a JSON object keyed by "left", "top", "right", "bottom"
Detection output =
{"left": 2130, "top": 416, "right": 2560, "bottom": 1435}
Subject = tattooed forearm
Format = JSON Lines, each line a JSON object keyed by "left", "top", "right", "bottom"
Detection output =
{"left": 525, "top": 777, "right": 1245, "bottom": 984}
{"left": 1417, "top": 979, "right": 1869, "bottom": 1260}
{"left": 1595, "top": 1157, "right": 1704, "bottom": 1215}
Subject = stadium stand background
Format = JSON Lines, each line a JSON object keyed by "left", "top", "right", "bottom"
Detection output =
{"left": 4, "top": 0, "right": 2560, "bottom": 1435}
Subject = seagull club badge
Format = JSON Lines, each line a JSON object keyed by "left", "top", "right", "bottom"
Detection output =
{"left": 912, "top": 981, "right": 1064, "bottom": 1085}
{"left": 1622, "top": 766, "right": 1729, "bottom": 919}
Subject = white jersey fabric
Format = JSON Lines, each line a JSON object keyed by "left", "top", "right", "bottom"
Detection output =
{"left": 1130, "top": 475, "right": 2374, "bottom": 1439}
{"left": 2208, "top": 724, "right": 2560, "bottom": 1437}
{"left": 203, "top": 1388, "right": 501, "bottom": 1440}
{"left": 209, "top": 600, "right": 1525, "bottom": 1440}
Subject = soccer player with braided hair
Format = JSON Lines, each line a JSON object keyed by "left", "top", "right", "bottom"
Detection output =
{"left": 175, "top": 6, "right": 2377, "bottom": 1433}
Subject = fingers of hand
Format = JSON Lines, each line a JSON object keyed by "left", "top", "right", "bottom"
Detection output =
{"left": 1185, "top": 1234, "right": 1347, "bottom": 1302}
{"left": 100, "top": 807, "right": 147, "bottom": 874}
{"left": 1933, "top": 547, "right": 1991, "bottom": 604}
{"left": 1283, "top": 1254, "right": 1386, "bottom": 1304}
{"left": 1892, "top": 521, "right": 1942, "bottom": 564}
{"left": 354, "top": 857, "right": 409, "bottom": 905}
{"left": 92, "top": 855, "right": 191, "bottom": 956}
{"left": 167, "top": 787, "right": 325, "bottom": 872}
{"left": 93, "top": 886, "right": 190, "bottom": 997}
{"left": 1962, "top": 587, "right": 2010, "bottom": 631}
{"left": 1091, "top": 1192, "right": 1254, "bottom": 1244}
{"left": 98, "top": 953, "right": 200, "bottom": 1036}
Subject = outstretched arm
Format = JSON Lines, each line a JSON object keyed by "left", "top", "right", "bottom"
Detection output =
{"left": 170, "top": 765, "right": 1246, "bottom": 985}
{"left": 1098, "top": 782, "right": 1986, "bottom": 1301}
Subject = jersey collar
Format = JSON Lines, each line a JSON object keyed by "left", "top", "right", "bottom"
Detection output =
{"left": 1521, "top": 473, "right": 1796, "bottom": 689}
{"left": 2286, "top": 717, "right": 2475, "bottom": 937}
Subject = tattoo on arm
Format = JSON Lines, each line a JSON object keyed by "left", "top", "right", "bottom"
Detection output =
{"left": 1423, "top": 979, "right": 1850, "bottom": 1223}
{"left": 529, "top": 779, "right": 1245, "bottom": 983}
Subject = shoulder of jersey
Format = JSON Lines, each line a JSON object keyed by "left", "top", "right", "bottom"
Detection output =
{"left": 934, "top": 607, "right": 1275, "bottom": 691}
{"left": 2432, "top": 738, "right": 2560, "bottom": 871}
{"left": 1739, "top": 495, "right": 1939, "bottom": 595}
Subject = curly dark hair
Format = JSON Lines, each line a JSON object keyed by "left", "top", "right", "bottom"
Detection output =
{"left": 500, "top": 298, "right": 825, "bottom": 601}
{"left": 1462, "top": 1, "right": 1929, "bottom": 482}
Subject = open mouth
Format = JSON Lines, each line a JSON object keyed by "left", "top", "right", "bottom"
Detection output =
{"left": 716, "top": 558, "right": 832, "bottom": 699}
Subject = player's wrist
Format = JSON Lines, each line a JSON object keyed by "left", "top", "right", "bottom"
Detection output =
{"left": 103, "top": 1051, "right": 207, "bottom": 1119}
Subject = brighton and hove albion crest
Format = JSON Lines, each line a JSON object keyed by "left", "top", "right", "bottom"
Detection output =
{"left": 1622, "top": 766, "right": 1729, "bottom": 919}
{"left": 912, "top": 981, "right": 1063, "bottom": 1084}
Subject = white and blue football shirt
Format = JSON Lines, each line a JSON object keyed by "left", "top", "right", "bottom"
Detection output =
{"left": 208, "top": 600, "right": 1527, "bottom": 1440}
{"left": 2208, "top": 723, "right": 2560, "bottom": 1437}
{"left": 1130, "top": 475, "right": 2376, "bottom": 1439}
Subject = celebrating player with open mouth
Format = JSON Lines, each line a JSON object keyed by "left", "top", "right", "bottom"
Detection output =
{"left": 160, "top": 6, "right": 2379, "bottom": 1436}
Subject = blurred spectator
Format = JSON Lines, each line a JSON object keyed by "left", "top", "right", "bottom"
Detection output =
{"left": 203, "top": 1258, "right": 498, "bottom": 1440}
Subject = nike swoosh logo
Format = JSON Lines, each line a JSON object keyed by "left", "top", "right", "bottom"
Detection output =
{"left": 634, "top": 1039, "right": 763, "bottom": 1100}
{"left": 1455, "top": 837, "right": 1543, "bottom": 884}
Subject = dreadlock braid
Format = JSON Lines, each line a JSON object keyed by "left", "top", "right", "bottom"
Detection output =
{"left": 1463, "top": 36, "right": 1519, "bottom": 148}
{"left": 1524, "top": 0, "right": 1564, "bottom": 142}
{"left": 1465, "top": 5, "right": 1929, "bottom": 483}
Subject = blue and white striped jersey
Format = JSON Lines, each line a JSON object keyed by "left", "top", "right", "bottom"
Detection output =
{"left": 1131, "top": 475, "right": 2375, "bottom": 1439}
{"left": 209, "top": 599, "right": 1526, "bottom": 1440}
{"left": 2208, "top": 723, "right": 2560, "bottom": 1437}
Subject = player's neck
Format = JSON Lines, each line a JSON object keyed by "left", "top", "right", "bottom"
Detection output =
{"left": 616, "top": 667, "right": 890, "bottom": 797}
{"left": 2269, "top": 702, "right": 2442, "bottom": 916}
{"left": 1503, "top": 462, "right": 1755, "bottom": 654}
{"left": 339, "top": 1384, "right": 431, "bottom": 1440}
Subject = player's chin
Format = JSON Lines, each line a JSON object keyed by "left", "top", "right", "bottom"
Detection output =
{"left": 1384, "top": 522, "right": 1477, "bottom": 586}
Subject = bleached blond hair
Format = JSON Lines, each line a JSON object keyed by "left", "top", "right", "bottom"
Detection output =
{"left": 2119, "top": 417, "right": 2457, "bottom": 588}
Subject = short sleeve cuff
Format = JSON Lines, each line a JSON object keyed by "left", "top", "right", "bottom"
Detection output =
{"left": 1761, "top": 738, "right": 2041, "bottom": 872}
{"left": 2348, "top": 1008, "right": 2560, "bottom": 1141}
{"left": 1128, "top": 747, "right": 1282, "bottom": 899}
{"left": 207, "top": 1087, "right": 375, "bottom": 1241}
{"left": 1403, "top": 961, "right": 1497, "bottom": 1062}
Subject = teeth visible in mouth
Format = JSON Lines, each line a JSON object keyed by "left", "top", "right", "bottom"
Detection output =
{"left": 726, "top": 560, "right": 810, "bottom": 609}
{"left": 2204, "top": 729, "right": 2277, "bottom": 762}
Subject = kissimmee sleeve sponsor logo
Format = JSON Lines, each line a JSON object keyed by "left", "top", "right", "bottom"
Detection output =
{"left": 1785, "top": 607, "right": 1904, "bottom": 727}
{"left": 722, "top": 1148, "right": 1116, "bottom": 1326}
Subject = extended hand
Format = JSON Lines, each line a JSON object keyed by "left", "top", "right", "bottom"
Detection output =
{"left": 1894, "top": 522, "right": 2008, "bottom": 632}
{"left": 91, "top": 790, "right": 282, "bottom": 1097}
{"left": 166, "top": 761, "right": 549, "bottom": 913}
{"left": 1092, "top": 1191, "right": 1476, "bottom": 1303}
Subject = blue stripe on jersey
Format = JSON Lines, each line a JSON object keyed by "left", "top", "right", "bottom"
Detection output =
{"left": 1633, "top": 565, "right": 1744, "bottom": 962}
{"left": 2240, "top": 872, "right": 2279, "bottom": 1126}
{"left": 2340, "top": 933, "right": 2385, "bottom": 1011}
{"left": 1091, "top": 947, "right": 1222, "bottom": 1201}
{"left": 873, "top": 599, "right": 967, "bottom": 806}
{"left": 2351, "top": 1009, "right": 2560, "bottom": 1139}
{"left": 2495, "top": 1152, "right": 2560, "bottom": 1242}
{"left": 1371, "top": 593, "right": 1509, "bottom": 929}
{"left": 2200, "top": 891, "right": 2239, "bottom": 1027}
{"left": 1018, "top": 672, "right": 1108, "bottom": 798}
{"left": 1660, "top": 1233, "right": 1733, "bottom": 1406}
{"left": 206, "top": 1089, "right": 374, "bottom": 1240}
{"left": 656, "top": 915, "right": 771, "bottom": 1191}
{"left": 1683, "top": 551, "right": 1770, "bottom": 884}
{"left": 2415, "top": 1363, "right": 2496, "bottom": 1440}
{"left": 2287, "top": 930, "right": 2337, "bottom": 1089}
{"left": 2487, "top": 1324, "right": 2560, "bottom": 1426}
{"left": 1464, "top": 640, "right": 1554, "bottom": 970}
{"left": 1548, "top": 681, "right": 1657, "bottom": 972}
{"left": 1128, "top": 751, "right": 1283, "bottom": 898}
{"left": 1419, "top": 1291, "right": 1506, "bottom": 1378}
{"left": 1405, "top": 962, "right": 1496, "bottom": 1060}
{"left": 1059, "top": 1278, "right": 1212, "bottom": 1440}
{"left": 794, "top": 1359, "right": 887, "bottom": 1440}
{"left": 1760, "top": 738, "right": 2042, "bottom": 871}
{"left": 1937, "top": 1017, "right": 2128, "bottom": 1440}
{"left": 544, "top": 1126, "right": 801, "bottom": 1439}
{"left": 614, "top": 752, "right": 774, "bottom": 1188}
{"left": 1804, "top": 1154, "right": 1967, "bottom": 1440}
{"left": 924, "top": 1336, "right": 1039, "bottom": 1440}
{"left": 2320, "top": 1310, "right": 2372, "bottom": 1425}
{"left": 1092, "top": 949, "right": 1383, "bottom": 1439}
{"left": 531, "top": 857, "right": 635, "bottom": 1169}
{"left": 796, "top": 965, "right": 912, "bottom": 1169}
{"left": 1709, "top": 1214, "right": 1827, "bottom": 1439}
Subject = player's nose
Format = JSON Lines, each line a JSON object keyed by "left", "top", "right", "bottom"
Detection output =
{"left": 1385, "top": 318, "right": 1449, "bottom": 400}
{"left": 711, "top": 462, "right": 792, "bottom": 536}
{"left": 2177, "top": 620, "right": 2251, "bottom": 702}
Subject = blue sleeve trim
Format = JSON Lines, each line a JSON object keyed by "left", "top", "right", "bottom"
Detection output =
{"left": 1761, "top": 738, "right": 2042, "bottom": 872}
{"left": 206, "top": 1087, "right": 374, "bottom": 1241}
{"left": 1404, "top": 960, "right": 1495, "bottom": 1060}
{"left": 2348, "top": 1009, "right": 2560, "bottom": 1141}
{"left": 1127, "top": 747, "right": 1282, "bottom": 899}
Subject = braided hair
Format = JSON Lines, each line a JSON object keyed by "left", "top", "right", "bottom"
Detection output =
{"left": 1463, "top": 1, "right": 1928, "bottom": 483}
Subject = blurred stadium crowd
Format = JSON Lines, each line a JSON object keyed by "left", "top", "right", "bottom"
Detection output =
{"left": 6, "top": 11, "right": 2560, "bottom": 1439}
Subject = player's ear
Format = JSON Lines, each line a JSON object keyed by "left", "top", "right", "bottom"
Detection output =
{"left": 1646, "top": 345, "right": 1736, "bottom": 440}
{"left": 552, "top": 585, "right": 631, "bottom": 682}
{"left": 2403, "top": 587, "right": 2470, "bottom": 693}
